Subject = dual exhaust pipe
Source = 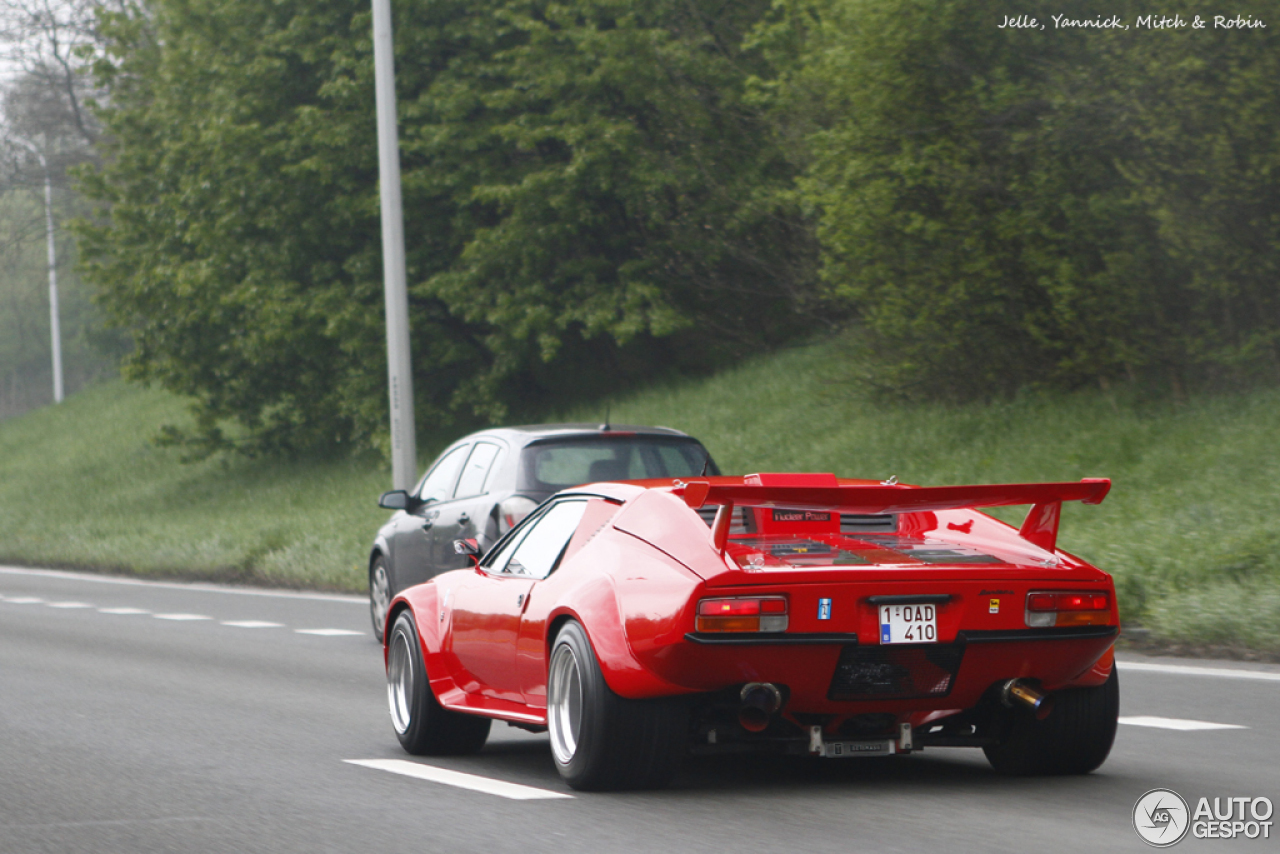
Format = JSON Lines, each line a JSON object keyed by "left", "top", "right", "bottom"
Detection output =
{"left": 737, "top": 679, "right": 1051, "bottom": 733}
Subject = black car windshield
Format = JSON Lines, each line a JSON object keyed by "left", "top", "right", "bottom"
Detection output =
{"left": 519, "top": 437, "right": 717, "bottom": 492}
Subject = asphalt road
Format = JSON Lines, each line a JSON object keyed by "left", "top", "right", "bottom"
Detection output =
{"left": 2, "top": 565, "right": 1276, "bottom": 853}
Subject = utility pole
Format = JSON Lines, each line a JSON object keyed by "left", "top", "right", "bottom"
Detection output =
{"left": 371, "top": 0, "right": 417, "bottom": 491}
{"left": 12, "top": 136, "right": 63, "bottom": 404}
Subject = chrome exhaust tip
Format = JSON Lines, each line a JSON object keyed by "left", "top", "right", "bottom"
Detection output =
{"left": 1001, "top": 679, "right": 1053, "bottom": 720}
{"left": 738, "top": 682, "right": 783, "bottom": 733}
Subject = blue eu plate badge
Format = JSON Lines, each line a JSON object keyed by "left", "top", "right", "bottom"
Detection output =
{"left": 818, "top": 598, "right": 832, "bottom": 620}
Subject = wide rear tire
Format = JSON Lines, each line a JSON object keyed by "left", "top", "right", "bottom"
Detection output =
{"left": 387, "top": 611, "right": 491, "bottom": 755}
{"left": 547, "top": 621, "right": 687, "bottom": 791}
{"left": 983, "top": 666, "right": 1119, "bottom": 775}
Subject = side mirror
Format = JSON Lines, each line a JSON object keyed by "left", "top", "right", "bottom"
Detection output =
{"left": 378, "top": 489, "right": 411, "bottom": 510}
{"left": 453, "top": 538, "right": 482, "bottom": 569}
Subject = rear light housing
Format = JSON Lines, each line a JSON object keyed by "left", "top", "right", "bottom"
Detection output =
{"left": 1025, "top": 591, "right": 1111, "bottom": 627}
{"left": 696, "top": 596, "right": 788, "bottom": 633}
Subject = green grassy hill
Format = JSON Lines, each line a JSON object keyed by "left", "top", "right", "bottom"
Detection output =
{"left": 2, "top": 337, "right": 1278, "bottom": 651}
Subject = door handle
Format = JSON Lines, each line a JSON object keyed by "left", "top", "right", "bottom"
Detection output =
{"left": 458, "top": 513, "right": 470, "bottom": 525}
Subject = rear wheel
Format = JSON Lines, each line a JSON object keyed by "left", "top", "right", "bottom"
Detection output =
{"left": 387, "top": 611, "right": 491, "bottom": 755}
{"left": 370, "top": 557, "right": 392, "bottom": 642}
{"left": 983, "top": 666, "right": 1119, "bottom": 775}
{"left": 547, "top": 621, "right": 687, "bottom": 791}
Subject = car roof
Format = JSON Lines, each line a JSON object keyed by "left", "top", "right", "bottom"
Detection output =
{"left": 460, "top": 423, "right": 695, "bottom": 447}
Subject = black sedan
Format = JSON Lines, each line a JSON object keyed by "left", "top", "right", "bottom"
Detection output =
{"left": 368, "top": 423, "right": 718, "bottom": 639}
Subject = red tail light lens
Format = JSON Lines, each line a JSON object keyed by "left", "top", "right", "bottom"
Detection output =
{"left": 696, "top": 597, "right": 788, "bottom": 632}
{"left": 1025, "top": 591, "right": 1111, "bottom": 627}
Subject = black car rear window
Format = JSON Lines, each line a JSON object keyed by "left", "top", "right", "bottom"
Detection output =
{"left": 519, "top": 437, "right": 717, "bottom": 492}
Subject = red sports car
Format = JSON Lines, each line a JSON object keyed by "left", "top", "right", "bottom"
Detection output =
{"left": 382, "top": 473, "right": 1119, "bottom": 791}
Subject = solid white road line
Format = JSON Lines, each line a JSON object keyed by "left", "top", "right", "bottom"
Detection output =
{"left": 344, "top": 759, "right": 573, "bottom": 800}
{"left": 1119, "top": 716, "right": 1248, "bottom": 731}
{"left": 295, "top": 628, "right": 364, "bottom": 636}
{"left": 221, "top": 620, "right": 285, "bottom": 629}
{"left": 153, "top": 613, "right": 212, "bottom": 621}
{"left": 0, "top": 565, "right": 363, "bottom": 604}
{"left": 99, "top": 607, "right": 150, "bottom": 615}
{"left": 1117, "top": 660, "right": 1280, "bottom": 683}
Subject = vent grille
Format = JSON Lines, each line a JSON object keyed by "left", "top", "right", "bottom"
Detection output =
{"left": 840, "top": 513, "right": 897, "bottom": 534}
{"left": 827, "top": 643, "right": 964, "bottom": 700}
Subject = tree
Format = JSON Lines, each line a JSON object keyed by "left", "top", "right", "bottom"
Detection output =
{"left": 76, "top": 0, "right": 818, "bottom": 456}
{"left": 761, "top": 0, "right": 1280, "bottom": 399}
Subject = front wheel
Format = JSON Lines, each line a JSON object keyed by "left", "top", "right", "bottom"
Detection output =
{"left": 370, "top": 557, "right": 392, "bottom": 642}
{"left": 983, "top": 666, "right": 1119, "bottom": 775}
{"left": 386, "top": 611, "right": 491, "bottom": 755}
{"left": 547, "top": 621, "right": 687, "bottom": 791}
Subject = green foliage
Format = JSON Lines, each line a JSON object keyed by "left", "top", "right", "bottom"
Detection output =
{"left": 759, "top": 0, "right": 1280, "bottom": 398}
{"left": 75, "top": 0, "right": 819, "bottom": 456}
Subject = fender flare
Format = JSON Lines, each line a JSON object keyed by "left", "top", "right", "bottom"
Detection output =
{"left": 548, "top": 575, "right": 688, "bottom": 700}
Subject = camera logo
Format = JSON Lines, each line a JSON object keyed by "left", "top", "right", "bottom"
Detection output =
{"left": 1134, "top": 789, "right": 1191, "bottom": 847}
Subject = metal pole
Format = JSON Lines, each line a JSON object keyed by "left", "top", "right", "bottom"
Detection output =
{"left": 42, "top": 163, "right": 63, "bottom": 403}
{"left": 12, "top": 137, "right": 63, "bottom": 403}
{"left": 371, "top": 0, "right": 417, "bottom": 491}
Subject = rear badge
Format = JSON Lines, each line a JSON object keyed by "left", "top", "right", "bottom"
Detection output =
{"left": 818, "top": 598, "right": 833, "bottom": 620}
{"left": 772, "top": 509, "right": 831, "bottom": 523}
{"left": 989, "top": 598, "right": 1000, "bottom": 614}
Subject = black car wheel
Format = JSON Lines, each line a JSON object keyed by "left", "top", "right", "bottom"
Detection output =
{"left": 983, "top": 666, "right": 1119, "bottom": 775}
{"left": 386, "top": 611, "right": 491, "bottom": 755}
{"left": 369, "top": 556, "right": 392, "bottom": 642}
{"left": 547, "top": 620, "right": 687, "bottom": 791}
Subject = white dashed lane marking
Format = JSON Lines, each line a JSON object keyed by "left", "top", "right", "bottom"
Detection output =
{"left": 1119, "top": 716, "right": 1247, "bottom": 731}
{"left": 3, "top": 591, "right": 366, "bottom": 637}
{"left": 344, "top": 759, "right": 573, "bottom": 800}
{"left": 1117, "top": 660, "right": 1280, "bottom": 683}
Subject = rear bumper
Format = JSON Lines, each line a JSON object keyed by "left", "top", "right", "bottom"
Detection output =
{"left": 643, "top": 625, "right": 1118, "bottom": 714}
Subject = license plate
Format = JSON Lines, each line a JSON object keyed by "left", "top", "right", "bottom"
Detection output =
{"left": 879, "top": 603, "right": 937, "bottom": 644}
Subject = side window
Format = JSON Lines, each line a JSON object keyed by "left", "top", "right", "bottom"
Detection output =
{"left": 416, "top": 445, "right": 469, "bottom": 504}
{"left": 492, "top": 500, "right": 588, "bottom": 580}
{"left": 454, "top": 442, "right": 502, "bottom": 499}
{"left": 481, "top": 446, "right": 509, "bottom": 494}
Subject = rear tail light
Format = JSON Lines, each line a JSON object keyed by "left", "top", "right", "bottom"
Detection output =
{"left": 1025, "top": 591, "right": 1111, "bottom": 627}
{"left": 696, "top": 597, "right": 788, "bottom": 633}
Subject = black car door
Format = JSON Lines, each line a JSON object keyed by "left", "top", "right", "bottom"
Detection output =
{"left": 427, "top": 441, "right": 507, "bottom": 571}
{"left": 389, "top": 443, "right": 469, "bottom": 591}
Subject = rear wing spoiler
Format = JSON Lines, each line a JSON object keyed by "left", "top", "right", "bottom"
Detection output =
{"left": 671, "top": 477, "right": 1111, "bottom": 554}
